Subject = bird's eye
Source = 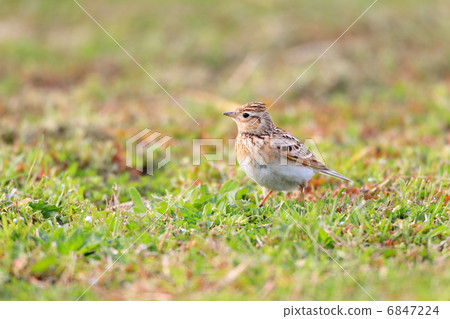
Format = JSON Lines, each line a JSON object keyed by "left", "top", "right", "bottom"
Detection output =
{"left": 243, "top": 113, "right": 250, "bottom": 118}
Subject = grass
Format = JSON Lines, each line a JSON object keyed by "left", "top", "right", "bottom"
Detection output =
{"left": 0, "top": 0, "right": 449, "bottom": 300}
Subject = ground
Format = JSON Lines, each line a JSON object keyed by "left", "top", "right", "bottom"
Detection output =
{"left": 0, "top": 0, "right": 449, "bottom": 300}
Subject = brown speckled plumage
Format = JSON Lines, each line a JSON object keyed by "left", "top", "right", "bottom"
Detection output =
{"left": 224, "top": 102, "right": 352, "bottom": 206}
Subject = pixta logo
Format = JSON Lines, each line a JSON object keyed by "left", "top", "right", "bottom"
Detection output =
{"left": 126, "top": 129, "right": 172, "bottom": 175}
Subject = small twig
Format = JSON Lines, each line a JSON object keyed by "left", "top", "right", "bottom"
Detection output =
{"left": 255, "top": 234, "right": 264, "bottom": 248}
{"left": 256, "top": 223, "right": 273, "bottom": 228}
{"left": 215, "top": 261, "right": 250, "bottom": 289}
{"left": 158, "top": 222, "right": 173, "bottom": 251}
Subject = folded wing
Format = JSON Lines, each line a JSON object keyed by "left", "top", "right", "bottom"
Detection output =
{"left": 270, "top": 127, "right": 352, "bottom": 183}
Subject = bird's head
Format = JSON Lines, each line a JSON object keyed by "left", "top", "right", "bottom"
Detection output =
{"left": 223, "top": 102, "right": 274, "bottom": 134}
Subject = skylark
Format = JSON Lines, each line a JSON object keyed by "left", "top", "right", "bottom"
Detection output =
{"left": 224, "top": 102, "right": 352, "bottom": 207}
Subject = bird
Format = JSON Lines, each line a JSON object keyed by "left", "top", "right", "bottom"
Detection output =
{"left": 223, "top": 101, "right": 352, "bottom": 207}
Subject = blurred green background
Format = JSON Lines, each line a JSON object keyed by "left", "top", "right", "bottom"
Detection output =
{"left": 0, "top": 0, "right": 449, "bottom": 300}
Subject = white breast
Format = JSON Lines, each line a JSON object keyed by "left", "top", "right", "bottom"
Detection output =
{"left": 239, "top": 161, "right": 315, "bottom": 191}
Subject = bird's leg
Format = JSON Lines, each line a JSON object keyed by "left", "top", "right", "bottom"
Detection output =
{"left": 258, "top": 190, "right": 273, "bottom": 207}
{"left": 297, "top": 184, "right": 306, "bottom": 203}
{"left": 297, "top": 189, "right": 303, "bottom": 203}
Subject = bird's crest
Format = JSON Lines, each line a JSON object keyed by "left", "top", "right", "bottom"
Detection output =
{"left": 237, "top": 102, "right": 267, "bottom": 113}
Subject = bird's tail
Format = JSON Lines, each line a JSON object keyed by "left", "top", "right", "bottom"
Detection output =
{"left": 319, "top": 169, "right": 353, "bottom": 183}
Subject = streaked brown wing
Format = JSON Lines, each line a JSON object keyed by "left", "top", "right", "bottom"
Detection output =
{"left": 269, "top": 127, "right": 328, "bottom": 171}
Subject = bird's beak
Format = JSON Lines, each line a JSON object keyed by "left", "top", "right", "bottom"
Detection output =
{"left": 223, "top": 111, "right": 236, "bottom": 118}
